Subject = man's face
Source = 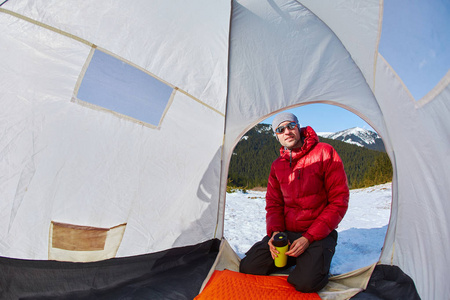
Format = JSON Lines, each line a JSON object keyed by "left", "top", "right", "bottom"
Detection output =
{"left": 275, "top": 121, "right": 302, "bottom": 149}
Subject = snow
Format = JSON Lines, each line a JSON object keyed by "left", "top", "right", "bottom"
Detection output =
{"left": 317, "top": 132, "right": 333, "bottom": 138}
{"left": 255, "top": 126, "right": 272, "bottom": 134}
{"left": 224, "top": 183, "right": 392, "bottom": 275}
{"left": 340, "top": 139, "right": 365, "bottom": 147}
{"left": 318, "top": 127, "right": 379, "bottom": 147}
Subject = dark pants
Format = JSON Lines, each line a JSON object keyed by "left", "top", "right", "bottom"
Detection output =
{"left": 239, "top": 230, "right": 337, "bottom": 293}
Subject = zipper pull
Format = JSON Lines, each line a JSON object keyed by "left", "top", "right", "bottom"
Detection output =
{"left": 289, "top": 150, "right": 292, "bottom": 168}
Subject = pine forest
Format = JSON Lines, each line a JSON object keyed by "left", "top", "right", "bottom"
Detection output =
{"left": 227, "top": 124, "right": 392, "bottom": 190}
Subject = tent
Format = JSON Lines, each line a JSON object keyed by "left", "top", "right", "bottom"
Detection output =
{"left": 0, "top": 1, "right": 448, "bottom": 299}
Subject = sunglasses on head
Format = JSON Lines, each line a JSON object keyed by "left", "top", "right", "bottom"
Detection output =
{"left": 275, "top": 122, "right": 297, "bottom": 134}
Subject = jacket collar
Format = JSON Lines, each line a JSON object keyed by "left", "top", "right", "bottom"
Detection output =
{"left": 280, "top": 126, "right": 319, "bottom": 162}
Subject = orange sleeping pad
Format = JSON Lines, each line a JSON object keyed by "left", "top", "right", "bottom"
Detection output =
{"left": 195, "top": 270, "right": 321, "bottom": 299}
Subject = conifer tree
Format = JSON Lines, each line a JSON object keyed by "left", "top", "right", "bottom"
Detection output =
{"left": 228, "top": 124, "right": 392, "bottom": 190}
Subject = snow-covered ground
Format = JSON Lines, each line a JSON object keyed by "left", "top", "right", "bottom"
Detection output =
{"left": 224, "top": 183, "right": 392, "bottom": 275}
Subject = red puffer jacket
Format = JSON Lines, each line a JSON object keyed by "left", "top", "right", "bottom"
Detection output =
{"left": 266, "top": 126, "right": 349, "bottom": 243}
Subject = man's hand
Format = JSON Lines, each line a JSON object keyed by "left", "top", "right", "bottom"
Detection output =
{"left": 285, "top": 236, "right": 310, "bottom": 257}
{"left": 268, "top": 231, "right": 281, "bottom": 259}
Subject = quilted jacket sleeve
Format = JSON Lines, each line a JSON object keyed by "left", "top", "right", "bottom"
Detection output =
{"left": 265, "top": 161, "right": 286, "bottom": 237}
{"left": 302, "top": 145, "right": 349, "bottom": 243}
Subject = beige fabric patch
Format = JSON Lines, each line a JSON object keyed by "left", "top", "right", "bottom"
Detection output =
{"left": 52, "top": 222, "right": 108, "bottom": 251}
{"left": 49, "top": 221, "right": 126, "bottom": 262}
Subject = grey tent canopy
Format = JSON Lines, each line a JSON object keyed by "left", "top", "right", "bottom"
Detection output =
{"left": 0, "top": 1, "right": 448, "bottom": 299}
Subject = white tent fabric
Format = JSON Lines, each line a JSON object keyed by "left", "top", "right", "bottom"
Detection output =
{"left": 0, "top": 1, "right": 449, "bottom": 299}
{"left": 0, "top": 1, "right": 228, "bottom": 259}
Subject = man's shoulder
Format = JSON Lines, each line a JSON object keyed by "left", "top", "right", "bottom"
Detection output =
{"left": 309, "top": 142, "right": 339, "bottom": 159}
{"left": 306, "top": 141, "right": 335, "bottom": 153}
{"left": 271, "top": 154, "right": 291, "bottom": 171}
{"left": 315, "top": 142, "right": 335, "bottom": 151}
{"left": 271, "top": 155, "right": 284, "bottom": 165}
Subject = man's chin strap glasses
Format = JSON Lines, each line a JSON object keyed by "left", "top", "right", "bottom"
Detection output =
{"left": 275, "top": 122, "right": 298, "bottom": 134}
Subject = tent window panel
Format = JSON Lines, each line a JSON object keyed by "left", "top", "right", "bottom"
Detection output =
{"left": 77, "top": 50, "right": 173, "bottom": 126}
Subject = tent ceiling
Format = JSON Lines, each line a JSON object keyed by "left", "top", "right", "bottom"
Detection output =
{"left": 0, "top": 1, "right": 449, "bottom": 299}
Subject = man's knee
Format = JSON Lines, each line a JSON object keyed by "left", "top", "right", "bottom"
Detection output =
{"left": 286, "top": 235, "right": 336, "bottom": 293}
{"left": 287, "top": 272, "right": 328, "bottom": 293}
{"left": 239, "top": 255, "right": 271, "bottom": 275}
{"left": 239, "top": 256, "right": 253, "bottom": 274}
{"left": 239, "top": 236, "right": 274, "bottom": 275}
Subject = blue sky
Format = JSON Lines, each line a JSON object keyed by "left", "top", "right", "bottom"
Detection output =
{"left": 261, "top": 104, "right": 372, "bottom": 133}
{"left": 380, "top": 0, "right": 450, "bottom": 100}
{"left": 263, "top": 1, "right": 450, "bottom": 133}
{"left": 77, "top": 3, "right": 449, "bottom": 134}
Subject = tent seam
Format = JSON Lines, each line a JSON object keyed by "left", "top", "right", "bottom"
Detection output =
{"left": 73, "top": 47, "right": 96, "bottom": 100}
{"left": 71, "top": 98, "right": 159, "bottom": 129}
{"left": 94, "top": 47, "right": 226, "bottom": 118}
{"left": 0, "top": 8, "right": 224, "bottom": 119}
{"left": 214, "top": 0, "right": 234, "bottom": 240}
{"left": 378, "top": 54, "right": 415, "bottom": 103}
{"left": 0, "top": 8, "right": 94, "bottom": 47}
{"left": 416, "top": 69, "right": 450, "bottom": 107}
{"left": 373, "top": 0, "right": 384, "bottom": 92}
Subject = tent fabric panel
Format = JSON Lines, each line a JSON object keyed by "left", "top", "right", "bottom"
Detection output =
{"left": 0, "top": 12, "right": 91, "bottom": 259}
{"left": 418, "top": 70, "right": 450, "bottom": 107}
{"left": 374, "top": 53, "right": 450, "bottom": 299}
{"left": 1, "top": 87, "right": 224, "bottom": 259}
{"left": 0, "top": 239, "right": 220, "bottom": 300}
{"left": 225, "top": 0, "right": 386, "bottom": 153}
{"left": 1, "top": 7, "right": 226, "bottom": 259}
{"left": 299, "top": 0, "right": 381, "bottom": 91}
{"left": 219, "top": 0, "right": 388, "bottom": 237}
{"left": 116, "top": 91, "right": 225, "bottom": 257}
{"left": 1, "top": 1, "right": 449, "bottom": 299}
{"left": 2, "top": 0, "right": 231, "bottom": 114}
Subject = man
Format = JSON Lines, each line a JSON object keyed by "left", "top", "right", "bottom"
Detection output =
{"left": 239, "top": 112, "right": 349, "bottom": 293}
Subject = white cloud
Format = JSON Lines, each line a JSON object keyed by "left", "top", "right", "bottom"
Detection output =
{"left": 418, "top": 59, "right": 427, "bottom": 69}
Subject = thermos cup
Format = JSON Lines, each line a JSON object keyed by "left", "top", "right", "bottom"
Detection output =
{"left": 272, "top": 232, "right": 289, "bottom": 267}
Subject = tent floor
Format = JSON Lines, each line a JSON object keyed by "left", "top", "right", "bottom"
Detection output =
{"left": 351, "top": 265, "right": 421, "bottom": 300}
{"left": 0, "top": 239, "right": 220, "bottom": 300}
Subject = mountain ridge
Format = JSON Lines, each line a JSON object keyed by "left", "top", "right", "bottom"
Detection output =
{"left": 248, "top": 125, "right": 385, "bottom": 152}
{"left": 230, "top": 124, "right": 392, "bottom": 189}
{"left": 318, "top": 127, "right": 385, "bottom": 152}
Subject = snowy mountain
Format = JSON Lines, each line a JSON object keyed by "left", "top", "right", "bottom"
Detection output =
{"left": 318, "top": 127, "right": 385, "bottom": 152}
